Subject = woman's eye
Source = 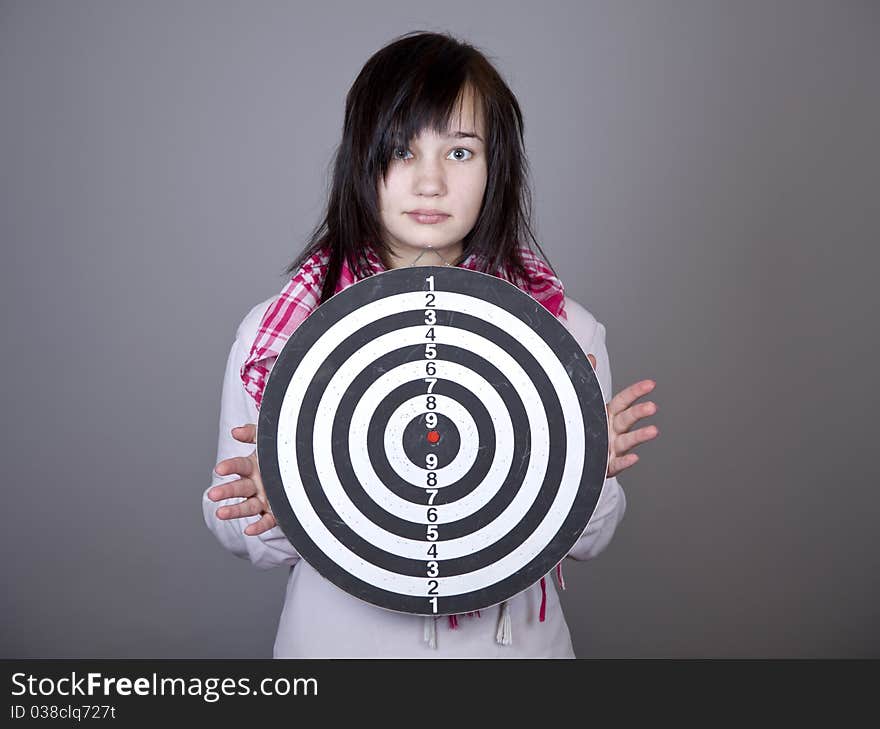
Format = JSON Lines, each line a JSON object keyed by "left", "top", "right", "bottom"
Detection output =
{"left": 449, "top": 148, "right": 473, "bottom": 161}
{"left": 393, "top": 147, "right": 474, "bottom": 162}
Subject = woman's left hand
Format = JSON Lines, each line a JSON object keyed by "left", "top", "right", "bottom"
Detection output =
{"left": 587, "top": 353, "right": 659, "bottom": 479}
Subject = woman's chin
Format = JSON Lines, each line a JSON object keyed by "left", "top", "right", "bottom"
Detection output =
{"left": 383, "top": 241, "right": 463, "bottom": 268}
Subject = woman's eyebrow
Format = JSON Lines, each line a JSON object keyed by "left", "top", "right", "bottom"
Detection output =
{"left": 444, "top": 130, "right": 483, "bottom": 141}
{"left": 406, "top": 130, "right": 484, "bottom": 145}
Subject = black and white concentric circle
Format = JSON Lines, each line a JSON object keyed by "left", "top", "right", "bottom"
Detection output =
{"left": 258, "top": 266, "right": 609, "bottom": 615}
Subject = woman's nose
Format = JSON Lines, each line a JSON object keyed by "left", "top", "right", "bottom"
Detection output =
{"left": 412, "top": 159, "right": 446, "bottom": 196}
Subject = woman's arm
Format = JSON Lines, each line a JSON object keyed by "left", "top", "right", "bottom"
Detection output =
{"left": 562, "top": 297, "right": 627, "bottom": 561}
{"left": 202, "top": 308, "right": 302, "bottom": 570}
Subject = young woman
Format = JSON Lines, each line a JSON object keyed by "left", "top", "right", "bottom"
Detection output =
{"left": 203, "top": 30, "right": 659, "bottom": 657}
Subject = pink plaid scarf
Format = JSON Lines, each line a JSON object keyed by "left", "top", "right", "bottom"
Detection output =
{"left": 240, "top": 242, "right": 568, "bottom": 638}
{"left": 241, "top": 243, "right": 566, "bottom": 409}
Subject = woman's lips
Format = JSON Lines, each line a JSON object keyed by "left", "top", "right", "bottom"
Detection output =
{"left": 407, "top": 212, "right": 450, "bottom": 224}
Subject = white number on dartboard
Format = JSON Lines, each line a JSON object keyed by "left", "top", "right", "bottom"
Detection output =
{"left": 425, "top": 277, "right": 440, "bottom": 613}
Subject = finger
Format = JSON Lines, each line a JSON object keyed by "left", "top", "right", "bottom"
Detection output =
{"left": 244, "top": 512, "right": 278, "bottom": 536}
{"left": 215, "top": 496, "right": 264, "bottom": 521}
{"left": 232, "top": 424, "right": 257, "bottom": 444}
{"left": 613, "top": 425, "right": 660, "bottom": 456}
{"left": 612, "top": 400, "right": 658, "bottom": 434}
{"left": 214, "top": 455, "right": 254, "bottom": 479}
{"left": 587, "top": 353, "right": 597, "bottom": 370}
{"left": 607, "top": 380, "right": 656, "bottom": 417}
{"left": 207, "top": 478, "right": 255, "bottom": 502}
{"left": 607, "top": 453, "right": 638, "bottom": 479}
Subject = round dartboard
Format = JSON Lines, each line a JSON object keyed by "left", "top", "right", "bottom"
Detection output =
{"left": 257, "top": 265, "right": 609, "bottom": 616}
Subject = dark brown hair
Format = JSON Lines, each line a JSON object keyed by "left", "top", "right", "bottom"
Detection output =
{"left": 285, "top": 30, "right": 556, "bottom": 303}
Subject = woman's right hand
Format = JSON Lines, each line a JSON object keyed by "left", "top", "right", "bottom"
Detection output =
{"left": 209, "top": 424, "right": 277, "bottom": 536}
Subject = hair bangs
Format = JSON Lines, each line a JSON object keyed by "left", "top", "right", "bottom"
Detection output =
{"left": 374, "top": 63, "right": 479, "bottom": 184}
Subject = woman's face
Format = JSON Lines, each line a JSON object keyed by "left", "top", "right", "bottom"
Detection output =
{"left": 377, "top": 86, "right": 488, "bottom": 268}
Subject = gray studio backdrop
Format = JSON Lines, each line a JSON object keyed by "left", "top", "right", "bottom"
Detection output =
{"left": 2, "top": 0, "right": 877, "bottom": 658}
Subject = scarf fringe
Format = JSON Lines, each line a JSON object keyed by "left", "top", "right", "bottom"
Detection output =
{"left": 538, "top": 562, "right": 567, "bottom": 623}
{"left": 539, "top": 577, "right": 547, "bottom": 622}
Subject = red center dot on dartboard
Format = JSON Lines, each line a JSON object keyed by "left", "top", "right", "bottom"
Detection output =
{"left": 426, "top": 430, "right": 440, "bottom": 444}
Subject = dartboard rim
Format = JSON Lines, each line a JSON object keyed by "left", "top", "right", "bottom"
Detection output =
{"left": 257, "top": 265, "right": 609, "bottom": 616}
